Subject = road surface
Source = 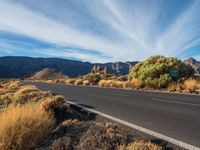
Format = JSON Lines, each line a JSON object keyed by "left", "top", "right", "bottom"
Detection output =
{"left": 26, "top": 82, "right": 200, "bottom": 149}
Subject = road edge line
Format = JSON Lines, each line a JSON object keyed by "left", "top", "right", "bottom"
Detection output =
{"left": 66, "top": 100, "right": 200, "bottom": 150}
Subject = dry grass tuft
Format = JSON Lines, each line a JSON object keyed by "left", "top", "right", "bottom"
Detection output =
{"left": 12, "top": 85, "right": 39, "bottom": 104}
{"left": 98, "top": 80, "right": 111, "bottom": 87}
{"left": 74, "top": 79, "right": 83, "bottom": 85}
{"left": 65, "top": 78, "right": 77, "bottom": 84}
{"left": 0, "top": 93, "right": 13, "bottom": 108}
{"left": 132, "top": 78, "right": 143, "bottom": 88}
{"left": 0, "top": 104, "right": 55, "bottom": 150}
{"left": 118, "top": 140, "right": 162, "bottom": 150}
{"left": 110, "top": 81, "right": 124, "bottom": 88}
{"left": 39, "top": 95, "right": 71, "bottom": 122}
{"left": 83, "top": 80, "right": 90, "bottom": 86}
{"left": 123, "top": 81, "right": 133, "bottom": 89}
{"left": 184, "top": 78, "right": 199, "bottom": 91}
{"left": 78, "top": 122, "right": 127, "bottom": 150}
{"left": 2, "top": 80, "right": 22, "bottom": 91}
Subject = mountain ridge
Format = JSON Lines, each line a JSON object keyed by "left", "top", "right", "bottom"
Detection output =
{"left": 0, "top": 56, "right": 138, "bottom": 78}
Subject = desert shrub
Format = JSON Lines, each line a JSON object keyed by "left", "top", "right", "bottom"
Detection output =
{"left": 184, "top": 78, "right": 199, "bottom": 91}
{"left": 74, "top": 79, "right": 83, "bottom": 85}
{"left": 0, "top": 93, "right": 13, "bottom": 109}
{"left": 0, "top": 88, "right": 6, "bottom": 94}
{"left": 0, "top": 104, "right": 55, "bottom": 150}
{"left": 2, "top": 80, "right": 22, "bottom": 91}
{"left": 132, "top": 78, "right": 143, "bottom": 88}
{"left": 110, "top": 81, "right": 124, "bottom": 88}
{"left": 45, "top": 80, "right": 54, "bottom": 84}
{"left": 65, "top": 78, "right": 76, "bottom": 84}
{"left": 118, "top": 76, "right": 128, "bottom": 81}
{"left": 98, "top": 80, "right": 111, "bottom": 87}
{"left": 50, "top": 136, "right": 71, "bottom": 150}
{"left": 83, "top": 80, "right": 90, "bottom": 86}
{"left": 12, "top": 85, "right": 39, "bottom": 104}
{"left": 78, "top": 122, "right": 127, "bottom": 150}
{"left": 83, "top": 73, "right": 102, "bottom": 84}
{"left": 129, "top": 56, "right": 194, "bottom": 88}
{"left": 168, "top": 82, "right": 184, "bottom": 92}
{"left": 39, "top": 95, "right": 71, "bottom": 122}
{"left": 123, "top": 81, "right": 133, "bottom": 89}
{"left": 118, "top": 140, "right": 162, "bottom": 150}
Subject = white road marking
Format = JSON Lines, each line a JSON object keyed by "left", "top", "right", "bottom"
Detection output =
{"left": 66, "top": 100, "right": 200, "bottom": 150}
{"left": 99, "top": 92, "right": 129, "bottom": 97}
{"left": 152, "top": 98, "right": 200, "bottom": 107}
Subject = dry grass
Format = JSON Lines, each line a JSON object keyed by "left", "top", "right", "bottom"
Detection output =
{"left": 167, "top": 82, "right": 184, "bottom": 92}
{"left": 74, "top": 79, "right": 83, "bottom": 85}
{"left": 83, "top": 80, "right": 90, "bottom": 86}
{"left": 2, "top": 80, "right": 22, "bottom": 91}
{"left": 12, "top": 85, "right": 38, "bottom": 104}
{"left": 118, "top": 140, "right": 162, "bottom": 150}
{"left": 78, "top": 122, "right": 127, "bottom": 150}
{"left": 98, "top": 80, "right": 112, "bottom": 87}
{"left": 123, "top": 81, "right": 133, "bottom": 89}
{"left": 110, "top": 81, "right": 124, "bottom": 88}
{"left": 184, "top": 78, "right": 199, "bottom": 91}
{"left": 132, "top": 78, "right": 143, "bottom": 88}
{"left": 65, "top": 78, "right": 77, "bottom": 84}
{"left": 0, "top": 104, "right": 55, "bottom": 150}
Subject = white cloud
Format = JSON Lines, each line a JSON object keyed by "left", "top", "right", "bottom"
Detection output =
{"left": 0, "top": 0, "right": 200, "bottom": 62}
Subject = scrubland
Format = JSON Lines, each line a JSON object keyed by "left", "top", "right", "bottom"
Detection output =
{"left": 0, "top": 80, "right": 165, "bottom": 150}
{"left": 28, "top": 56, "right": 200, "bottom": 94}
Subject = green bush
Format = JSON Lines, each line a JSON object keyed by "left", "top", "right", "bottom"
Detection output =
{"left": 83, "top": 73, "right": 102, "bottom": 84}
{"left": 128, "top": 56, "right": 194, "bottom": 88}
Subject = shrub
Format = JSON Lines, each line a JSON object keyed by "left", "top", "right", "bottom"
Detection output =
{"left": 118, "top": 140, "right": 162, "bottom": 150}
{"left": 78, "top": 122, "right": 127, "bottom": 150}
{"left": 74, "top": 79, "right": 83, "bottom": 85}
{"left": 168, "top": 82, "right": 184, "bottom": 92}
{"left": 110, "top": 81, "right": 124, "bottom": 88}
{"left": 83, "top": 73, "right": 102, "bottom": 84}
{"left": 39, "top": 95, "right": 71, "bottom": 122}
{"left": 12, "top": 85, "right": 39, "bottom": 104}
{"left": 2, "top": 80, "right": 22, "bottom": 91}
{"left": 83, "top": 80, "right": 90, "bottom": 86}
{"left": 132, "top": 78, "right": 143, "bottom": 88}
{"left": 65, "top": 78, "right": 76, "bottom": 84}
{"left": 129, "top": 56, "right": 194, "bottom": 88}
{"left": 184, "top": 78, "right": 199, "bottom": 91}
{"left": 98, "top": 80, "right": 111, "bottom": 87}
{"left": 123, "top": 81, "right": 133, "bottom": 89}
{"left": 0, "top": 93, "right": 13, "bottom": 108}
{"left": 0, "top": 104, "right": 55, "bottom": 150}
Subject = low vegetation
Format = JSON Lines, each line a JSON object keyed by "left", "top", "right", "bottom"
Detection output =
{"left": 27, "top": 56, "right": 200, "bottom": 95}
{"left": 0, "top": 104, "right": 55, "bottom": 150}
{"left": 0, "top": 80, "right": 165, "bottom": 150}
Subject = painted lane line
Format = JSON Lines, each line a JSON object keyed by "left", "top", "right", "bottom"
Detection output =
{"left": 152, "top": 98, "right": 200, "bottom": 107}
{"left": 66, "top": 100, "right": 200, "bottom": 150}
{"left": 98, "top": 92, "right": 129, "bottom": 97}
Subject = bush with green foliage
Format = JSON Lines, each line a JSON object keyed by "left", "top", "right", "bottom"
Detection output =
{"left": 83, "top": 73, "right": 102, "bottom": 84}
{"left": 128, "top": 56, "right": 194, "bottom": 88}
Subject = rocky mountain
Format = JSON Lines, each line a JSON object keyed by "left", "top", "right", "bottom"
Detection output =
{"left": 184, "top": 57, "right": 200, "bottom": 74}
{"left": 0, "top": 56, "right": 138, "bottom": 78}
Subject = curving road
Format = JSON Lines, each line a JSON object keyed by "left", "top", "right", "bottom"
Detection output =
{"left": 25, "top": 82, "right": 200, "bottom": 149}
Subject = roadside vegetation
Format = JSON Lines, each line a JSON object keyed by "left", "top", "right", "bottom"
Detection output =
{"left": 28, "top": 56, "right": 200, "bottom": 94}
{"left": 0, "top": 80, "right": 166, "bottom": 150}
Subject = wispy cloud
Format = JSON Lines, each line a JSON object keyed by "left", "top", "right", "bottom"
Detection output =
{"left": 0, "top": 0, "right": 200, "bottom": 62}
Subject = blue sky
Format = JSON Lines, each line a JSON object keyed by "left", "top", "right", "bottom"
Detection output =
{"left": 0, "top": 0, "right": 200, "bottom": 62}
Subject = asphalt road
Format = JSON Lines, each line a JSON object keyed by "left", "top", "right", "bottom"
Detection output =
{"left": 26, "top": 82, "right": 200, "bottom": 149}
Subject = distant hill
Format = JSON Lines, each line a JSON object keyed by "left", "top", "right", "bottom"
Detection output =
{"left": 30, "top": 68, "right": 67, "bottom": 79}
{"left": 184, "top": 57, "right": 200, "bottom": 74}
{"left": 0, "top": 56, "right": 138, "bottom": 78}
